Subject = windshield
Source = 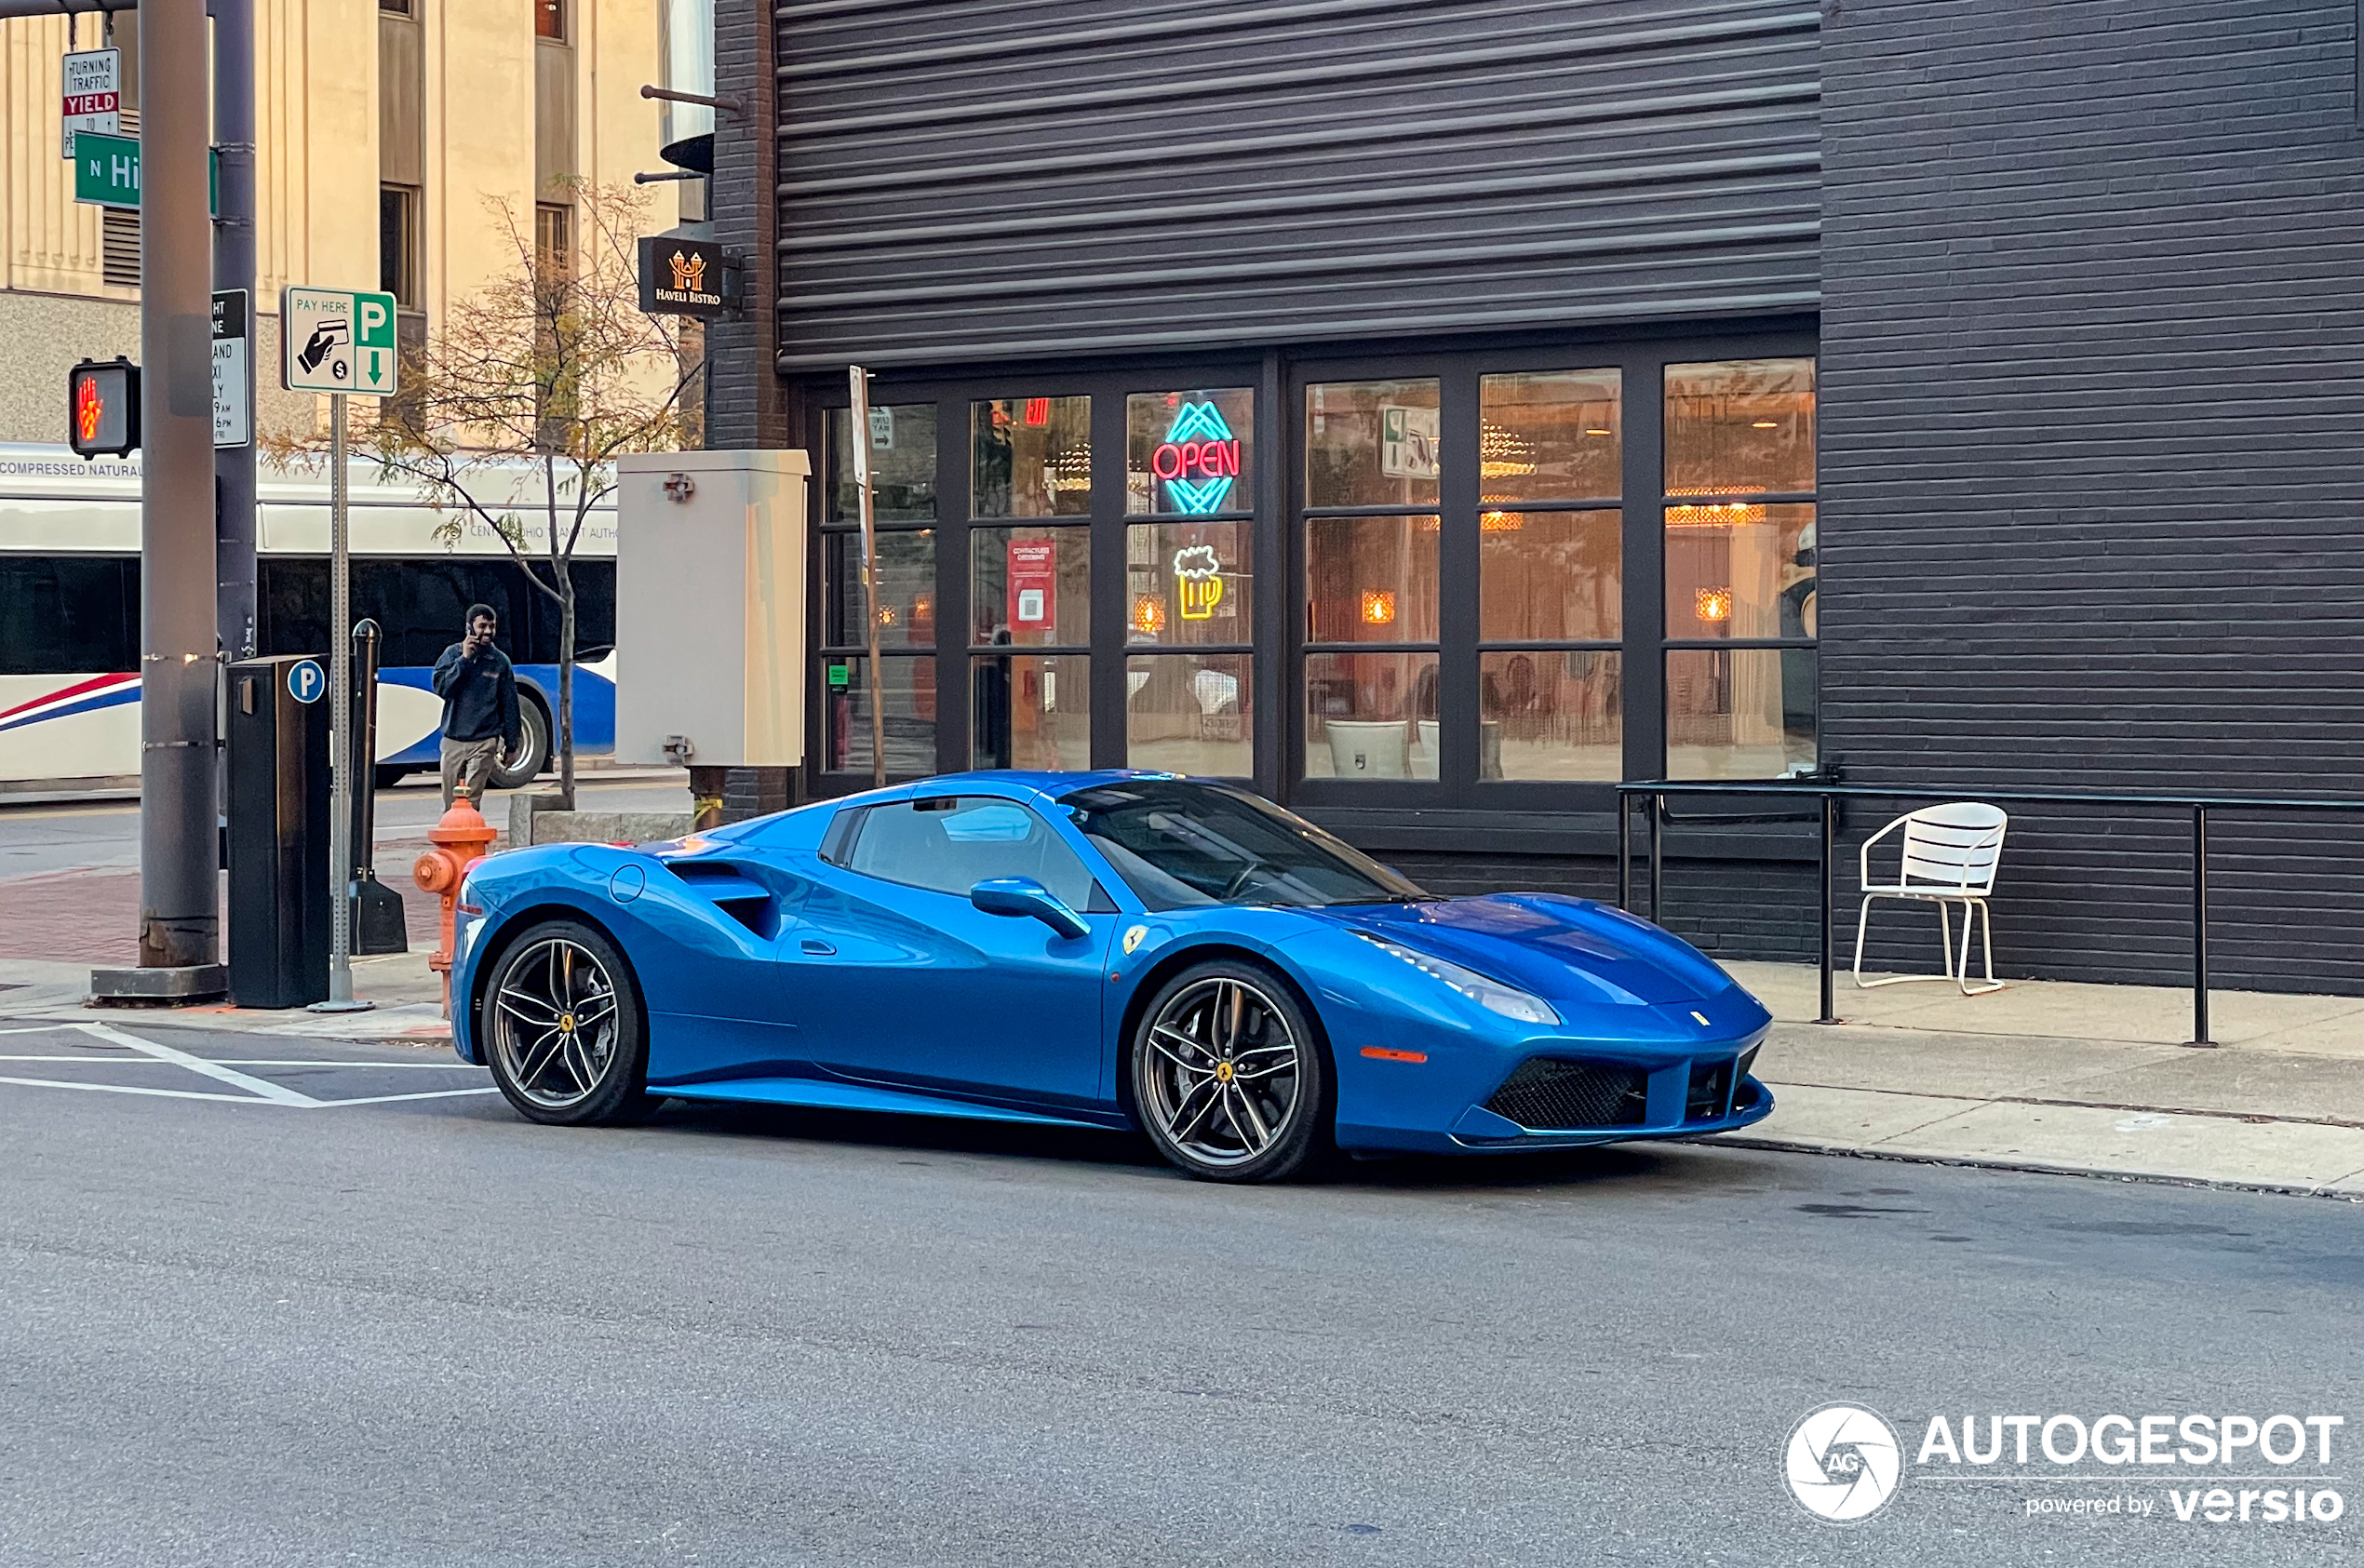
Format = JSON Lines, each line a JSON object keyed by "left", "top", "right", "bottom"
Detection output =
{"left": 1058, "top": 780, "right": 1428, "bottom": 910}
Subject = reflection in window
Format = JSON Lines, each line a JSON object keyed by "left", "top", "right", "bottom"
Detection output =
{"left": 1479, "top": 369, "right": 1619, "bottom": 502}
{"left": 846, "top": 796, "right": 1096, "bottom": 909}
{"left": 1127, "top": 389, "right": 1253, "bottom": 516}
{"left": 1666, "top": 648, "right": 1816, "bottom": 780}
{"left": 1481, "top": 650, "right": 1620, "bottom": 781}
{"left": 1127, "top": 652, "right": 1253, "bottom": 777}
{"left": 973, "top": 396, "right": 1091, "bottom": 517}
{"left": 1306, "top": 380, "right": 1440, "bottom": 507}
{"left": 1664, "top": 359, "right": 1816, "bottom": 496}
{"left": 1305, "top": 516, "right": 1439, "bottom": 644}
{"left": 828, "top": 404, "right": 938, "bottom": 523}
{"left": 972, "top": 653, "right": 1091, "bottom": 770}
{"left": 821, "top": 656, "right": 937, "bottom": 777}
{"left": 971, "top": 527, "right": 1090, "bottom": 648}
{"left": 823, "top": 529, "right": 935, "bottom": 650}
{"left": 1126, "top": 520, "right": 1250, "bottom": 648}
{"left": 1304, "top": 652, "right": 1439, "bottom": 780}
{"left": 1478, "top": 510, "right": 1620, "bottom": 642}
{"left": 1664, "top": 503, "right": 1814, "bottom": 642}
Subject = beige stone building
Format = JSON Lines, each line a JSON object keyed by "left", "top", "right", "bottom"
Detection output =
{"left": 0, "top": 0, "right": 662, "bottom": 444}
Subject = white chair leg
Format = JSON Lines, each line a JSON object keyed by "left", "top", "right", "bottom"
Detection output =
{"left": 1855, "top": 895, "right": 1967, "bottom": 988}
{"left": 1936, "top": 900, "right": 1955, "bottom": 980}
{"left": 1960, "top": 899, "right": 2005, "bottom": 995}
{"left": 1852, "top": 895, "right": 1875, "bottom": 988}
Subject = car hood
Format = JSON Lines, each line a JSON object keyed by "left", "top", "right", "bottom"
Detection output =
{"left": 1315, "top": 893, "right": 1738, "bottom": 1007}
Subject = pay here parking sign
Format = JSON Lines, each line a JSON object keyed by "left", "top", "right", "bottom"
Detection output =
{"left": 281, "top": 286, "right": 398, "bottom": 397}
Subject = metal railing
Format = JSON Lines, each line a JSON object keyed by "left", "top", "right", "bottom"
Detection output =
{"left": 1616, "top": 781, "right": 2364, "bottom": 1047}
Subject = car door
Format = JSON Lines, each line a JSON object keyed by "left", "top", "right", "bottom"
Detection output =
{"left": 791, "top": 794, "right": 1114, "bottom": 1109}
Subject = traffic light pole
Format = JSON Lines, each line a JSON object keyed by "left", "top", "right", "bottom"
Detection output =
{"left": 215, "top": 0, "right": 257, "bottom": 661}
{"left": 92, "top": 0, "right": 222, "bottom": 1001}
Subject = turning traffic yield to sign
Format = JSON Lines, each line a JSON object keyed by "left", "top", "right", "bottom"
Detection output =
{"left": 280, "top": 287, "right": 399, "bottom": 397}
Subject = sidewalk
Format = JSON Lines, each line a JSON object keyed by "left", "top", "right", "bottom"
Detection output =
{"left": 1724, "top": 960, "right": 2364, "bottom": 1198}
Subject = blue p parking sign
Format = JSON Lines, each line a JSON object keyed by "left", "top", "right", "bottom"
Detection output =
{"left": 288, "top": 659, "right": 326, "bottom": 704}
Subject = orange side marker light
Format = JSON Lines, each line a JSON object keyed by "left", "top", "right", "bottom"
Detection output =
{"left": 1360, "top": 1046, "right": 1429, "bottom": 1064}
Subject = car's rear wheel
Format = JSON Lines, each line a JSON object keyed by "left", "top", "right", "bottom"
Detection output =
{"left": 1131, "top": 959, "right": 1329, "bottom": 1183}
{"left": 480, "top": 919, "right": 655, "bottom": 1126}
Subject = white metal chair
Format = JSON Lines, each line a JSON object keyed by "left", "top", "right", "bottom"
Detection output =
{"left": 1853, "top": 802, "right": 2009, "bottom": 995}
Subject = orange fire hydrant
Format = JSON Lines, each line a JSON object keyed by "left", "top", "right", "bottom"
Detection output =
{"left": 413, "top": 784, "right": 497, "bottom": 1017}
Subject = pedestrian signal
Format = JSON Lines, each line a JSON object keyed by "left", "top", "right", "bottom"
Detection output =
{"left": 67, "top": 357, "right": 139, "bottom": 459}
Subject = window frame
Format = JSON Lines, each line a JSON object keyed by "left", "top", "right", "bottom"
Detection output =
{"left": 798, "top": 324, "right": 1814, "bottom": 814}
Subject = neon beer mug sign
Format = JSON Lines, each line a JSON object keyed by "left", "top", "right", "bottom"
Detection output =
{"left": 1174, "top": 543, "right": 1224, "bottom": 621}
{"left": 1153, "top": 402, "right": 1240, "bottom": 514}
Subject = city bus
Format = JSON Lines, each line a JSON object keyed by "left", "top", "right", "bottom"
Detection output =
{"left": 0, "top": 444, "right": 617, "bottom": 795}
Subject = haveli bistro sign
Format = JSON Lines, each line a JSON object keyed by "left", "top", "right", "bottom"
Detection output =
{"left": 638, "top": 236, "right": 729, "bottom": 318}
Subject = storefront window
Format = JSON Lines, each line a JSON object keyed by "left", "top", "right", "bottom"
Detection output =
{"left": 1478, "top": 369, "right": 1619, "bottom": 502}
{"left": 1666, "top": 648, "right": 1816, "bottom": 780}
{"left": 827, "top": 404, "right": 937, "bottom": 523}
{"left": 971, "top": 527, "right": 1090, "bottom": 648}
{"left": 1306, "top": 379, "right": 1440, "bottom": 507}
{"left": 1127, "top": 651, "right": 1252, "bottom": 777}
{"left": 823, "top": 529, "right": 935, "bottom": 650}
{"left": 1304, "top": 652, "right": 1439, "bottom": 780}
{"left": 1305, "top": 516, "right": 1439, "bottom": 645}
{"left": 972, "top": 395, "right": 1091, "bottom": 517}
{"left": 1664, "top": 503, "right": 1814, "bottom": 642}
{"left": 972, "top": 653, "right": 1090, "bottom": 770}
{"left": 1481, "top": 650, "right": 1620, "bottom": 781}
{"left": 1126, "top": 389, "right": 1253, "bottom": 516}
{"left": 820, "top": 656, "right": 937, "bottom": 777}
{"left": 1664, "top": 358, "right": 1816, "bottom": 779}
{"left": 1664, "top": 359, "right": 1815, "bottom": 496}
{"left": 1478, "top": 510, "right": 1619, "bottom": 642}
{"left": 1125, "top": 519, "right": 1250, "bottom": 648}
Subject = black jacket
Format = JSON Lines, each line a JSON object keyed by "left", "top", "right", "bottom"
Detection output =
{"left": 432, "top": 641, "right": 520, "bottom": 746}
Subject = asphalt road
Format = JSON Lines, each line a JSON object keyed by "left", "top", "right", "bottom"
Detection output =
{"left": 0, "top": 1018, "right": 2356, "bottom": 1567}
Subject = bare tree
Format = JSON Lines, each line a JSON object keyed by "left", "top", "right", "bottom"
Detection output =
{"left": 270, "top": 178, "right": 701, "bottom": 808}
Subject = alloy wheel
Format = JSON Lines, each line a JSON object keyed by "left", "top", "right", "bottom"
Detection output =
{"left": 490, "top": 937, "right": 621, "bottom": 1110}
{"left": 1139, "top": 975, "right": 1302, "bottom": 1169}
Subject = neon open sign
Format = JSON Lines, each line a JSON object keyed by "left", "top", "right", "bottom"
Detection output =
{"left": 1153, "top": 402, "right": 1239, "bottom": 514}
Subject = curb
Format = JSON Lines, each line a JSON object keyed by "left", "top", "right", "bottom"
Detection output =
{"left": 1707, "top": 1132, "right": 2364, "bottom": 1202}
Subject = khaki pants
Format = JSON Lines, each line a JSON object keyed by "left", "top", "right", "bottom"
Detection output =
{"left": 440, "top": 735, "right": 504, "bottom": 809}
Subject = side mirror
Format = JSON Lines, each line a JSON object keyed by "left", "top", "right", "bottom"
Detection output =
{"left": 969, "top": 876, "right": 1091, "bottom": 941}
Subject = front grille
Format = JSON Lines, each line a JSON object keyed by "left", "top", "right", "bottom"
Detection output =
{"left": 1484, "top": 1058, "right": 1648, "bottom": 1131}
{"left": 1686, "top": 1057, "right": 1735, "bottom": 1121}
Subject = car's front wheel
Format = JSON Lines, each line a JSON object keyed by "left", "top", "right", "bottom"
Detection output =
{"left": 1131, "top": 959, "right": 1329, "bottom": 1183}
{"left": 479, "top": 918, "right": 655, "bottom": 1126}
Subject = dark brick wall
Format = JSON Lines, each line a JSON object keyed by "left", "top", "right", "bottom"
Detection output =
{"left": 706, "top": 0, "right": 786, "bottom": 450}
{"left": 1820, "top": 0, "right": 2364, "bottom": 995}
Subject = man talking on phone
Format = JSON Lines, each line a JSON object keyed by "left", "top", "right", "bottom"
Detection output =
{"left": 432, "top": 603, "right": 520, "bottom": 808}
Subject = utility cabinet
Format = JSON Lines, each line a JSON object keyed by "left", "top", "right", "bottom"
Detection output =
{"left": 613, "top": 449, "right": 810, "bottom": 770}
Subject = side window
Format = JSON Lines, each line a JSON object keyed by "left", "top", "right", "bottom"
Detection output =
{"left": 846, "top": 796, "right": 1099, "bottom": 910}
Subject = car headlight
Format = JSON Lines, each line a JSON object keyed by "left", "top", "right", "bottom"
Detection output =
{"left": 1354, "top": 932, "right": 1559, "bottom": 1025}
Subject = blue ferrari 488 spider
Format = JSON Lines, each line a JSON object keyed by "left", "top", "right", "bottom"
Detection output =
{"left": 449, "top": 771, "right": 1774, "bottom": 1182}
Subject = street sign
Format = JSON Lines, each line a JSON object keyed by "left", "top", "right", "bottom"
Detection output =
{"left": 212, "top": 289, "right": 252, "bottom": 449}
{"left": 61, "top": 47, "right": 119, "bottom": 159}
{"left": 287, "top": 660, "right": 327, "bottom": 704}
{"left": 71, "top": 131, "right": 220, "bottom": 214}
{"left": 281, "top": 287, "right": 399, "bottom": 397}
